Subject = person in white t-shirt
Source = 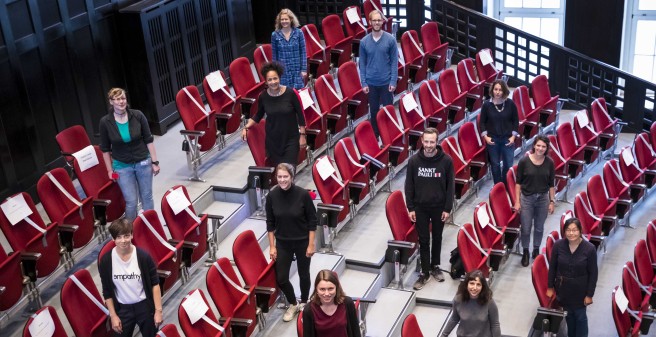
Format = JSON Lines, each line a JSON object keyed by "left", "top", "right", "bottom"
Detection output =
{"left": 99, "top": 219, "right": 163, "bottom": 337}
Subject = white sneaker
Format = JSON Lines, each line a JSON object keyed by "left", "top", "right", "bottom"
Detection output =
{"left": 283, "top": 303, "right": 299, "bottom": 322}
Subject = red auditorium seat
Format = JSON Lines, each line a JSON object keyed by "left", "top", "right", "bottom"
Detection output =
{"left": 458, "top": 121, "right": 488, "bottom": 181}
{"left": 437, "top": 69, "right": 466, "bottom": 125}
{"left": 297, "top": 87, "right": 327, "bottom": 152}
{"left": 441, "top": 136, "right": 471, "bottom": 199}
{"left": 177, "top": 85, "right": 219, "bottom": 153}
{"left": 354, "top": 121, "right": 390, "bottom": 184}
{"left": 457, "top": 223, "right": 491, "bottom": 278}
{"left": 22, "top": 306, "right": 68, "bottom": 337}
{"left": 158, "top": 324, "right": 183, "bottom": 337}
{"left": 456, "top": 58, "right": 484, "bottom": 112}
{"left": 418, "top": 80, "right": 448, "bottom": 134}
{"left": 363, "top": 0, "right": 395, "bottom": 33}
{"left": 475, "top": 48, "right": 504, "bottom": 94}
{"left": 179, "top": 289, "right": 232, "bottom": 337}
{"left": 0, "top": 192, "right": 64, "bottom": 278}
{"left": 315, "top": 73, "right": 348, "bottom": 138}
{"left": 233, "top": 230, "right": 279, "bottom": 310}
{"left": 612, "top": 286, "right": 642, "bottom": 337}
{"left": 37, "top": 168, "right": 100, "bottom": 249}
{"left": 420, "top": 22, "right": 449, "bottom": 74}
{"left": 488, "top": 182, "right": 520, "bottom": 248}
{"left": 343, "top": 6, "right": 369, "bottom": 57}
{"left": 401, "top": 314, "right": 424, "bottom": 337}
{"left": 618, "top": 146, "right": 647, "bottom": 202}
{"left": 55, "top": 125, "right": 92, "bottom": 171}
{"left": 556, "top": 122, "right": 589, "bottom": 166}
{"left": 161, "top": 185, "right": 208, "bottom": 264}
{"left": 635, "top": 240, "right": 656, "bottom": 289}
{"left": 646, "top": 221, "right": 656, "bottom": 266}
{"left": 301, "top": 24, "right": 331, "bottom": 81}
{"left": 506, "top": 165, "right": 518, "bottom": 204}
{"left": 133, "top": 210, "right": 185, "bottom": 293}
{"left": 0, "top": 245, "right": 26, "bottom": 311}
{"left": 206, "top": 257, "right": 258, "bottom": 337}
{"left": 531, "top": 254, "right": 559, "bottom": 309}
{"left": 547, "top": 134, "right": 582, "bottom": 183}
{"left": 229, "top": 57, "right": 265, "bottom": 119}
{"left": 572, "top": 109, "right": 602, "bottom": 163}
{"left": 590, "top": 97, "right": 623, "bottom": 153}
{"left": 312, "top": 155, "right": 351, "bottom": 222}
{"left": 338, "top": 61, "right": 369, "bottom": 122}
{"left": 573, "top": 192, "right": 605, "bottom": 245}
{"left": 400, "top": 30, "right": 428, "bottom": 85}
{"left": 473, "top": 202, "right": 505, "bottom": 271}
{"left": 246, "top": 119, "right": 273, "bottom": 168}
{"left": 530, "top": 75, "right": 559, "bottom": 128}
{"left": 544, "top": 231, "right": 559, "bottom": 264}
{"left": 203, "top": 70, "right": 242, "bottom": 140}
{"left": 622, "top": 262, "right": 652, "bottom": 319}
{"left": 633, "top": 132, "right": 656, "bottom": 187}
{"left": 61, "top": 269, "right": 111, "bottom": 337}
{"left": 253, "top": 44, "right": 272, "bottom": 82}
{"left": 603, "top": 159, "right": 635, "bottom": 208}
{"left": 334, "top": 138, "right": 371, "bottom": 201}
{"left": 377, "top": 105, "right": 409, "bottom": 167}
{"left": 386, "top": 190, "right": 418, "bottom": 253}
{"left": 511, "top": 85, "right": 540, "bottom": 143}
{"left": 321, "top": 14, "right": 353, "bottom": 68}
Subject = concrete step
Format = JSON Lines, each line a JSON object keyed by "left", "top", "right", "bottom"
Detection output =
{"left": 364, "top": 287, "right": 415, "bottom": 337}
{"left": 412, "top": 304, "right": 454, "bottom": 336}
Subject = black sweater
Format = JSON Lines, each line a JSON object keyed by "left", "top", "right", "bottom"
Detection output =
{"left": 548, "top": 239, "right": 598, "bottom": 309}
{"left": 252, "top": 89, "right": 305, "bottom": 159}
{"left": 266, "top": 184, "right": 317, "bottom": 241}
{"left": 98, "top": 247, "right": 159, "bottom": 312}
{"left": 516, "top": 155, "right": 555, "bottom": 195}
{"left": 479, "top": 98, "right": 519, "bottom": 138}
{"left": 99, "top": 109, "right": 154, "bottom": 164}
{"left": 302, "top": 297, "right": 361, "bottom": 337}
{"left": 404, "top": 146, "right": 455, "bottom": 212}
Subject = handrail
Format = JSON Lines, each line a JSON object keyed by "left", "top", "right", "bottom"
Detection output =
{"left": 427, "top": 0, "right": 655, "bottom": 133}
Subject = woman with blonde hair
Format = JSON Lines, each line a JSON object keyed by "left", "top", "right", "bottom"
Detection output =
{"left": 302, "top": 270, "right": 361, "bottom": 337}
{"left": 271, "top": 8, "right": 306, "bottom": 89}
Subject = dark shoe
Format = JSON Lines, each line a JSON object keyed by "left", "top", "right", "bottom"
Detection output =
{"left": 431, "top": 266, "right": 445, "bottom": 282}
{"left": 521, "top": 249, "right": 530, "bottom": 267}
{"left": 413, "top": 273, "right": 430, "bottom": 290}
{"left": 532, "top": 248, "right": 540, "bottom": 259}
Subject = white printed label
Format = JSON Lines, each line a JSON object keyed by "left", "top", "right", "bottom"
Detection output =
{"left": 72, "top": 145, "right": 100, "bottom": 172}
{"left": 1, "top": 194, "right": 33, "bottom": 226}
{"left": 29, "top": 309, "right": 56, "bottom": 337}
{"left": 182, "top": 290, "right": 210, "bottom": 324}
{"left": 316, "top": 156, "right": 336, "bottom": 181}
{"left": 206, "top": 71, "right": 227, "bottom": 92}
{"left": 299, "top": 88, "right": 315, "bottom": 110}
{"left": 166, "top": 187, "right": 192, "bottom": 215}
{"left": 476, "top": 206, "right": 490, "bottom": 228}
{"left": 615, "top": 287, "right": 629, "bottom": 314}
{"left": 479, "top": 49, "right": 493, "bottom": 66}
{"left": 621, "top": 148, "right": 634, "bottom": 166}
{"left": 345, "top": 7, "right": 360, "bottom": 24}
{"left": 402, "top": 93, "right": 418, "bottom": 113}
{"left": 576, "top": 110, "right": 590, "bottom": 128}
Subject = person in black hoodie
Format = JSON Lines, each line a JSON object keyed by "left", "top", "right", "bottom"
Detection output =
{"left": 266, "top": 163, "right": 317, "bottom": 322}
{"left": 405, "top": 127, "right": 455, "bottom": 290}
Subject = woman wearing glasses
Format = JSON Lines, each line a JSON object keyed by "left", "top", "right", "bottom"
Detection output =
{"left": 547, "top": 218, "right": 598, "bottom": 337}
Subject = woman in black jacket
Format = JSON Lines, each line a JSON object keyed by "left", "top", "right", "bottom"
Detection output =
{"left": 302, "top": 270, "right": 361, "bottom": 337}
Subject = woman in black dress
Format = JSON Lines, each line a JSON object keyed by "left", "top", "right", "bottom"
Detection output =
{"left": 241, "top": 61, "right": 306, "bottom": 166}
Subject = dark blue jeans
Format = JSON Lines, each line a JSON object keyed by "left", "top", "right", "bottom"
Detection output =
{"left": 486, "top": 135, "right": 514, "bottom": 184}
{"left": 115, "top": 158, "right": 154, "bottom": 221}
{"left": 367, "top": 85, "right": 393, "bottom": 138}
{"left": 565, "top": 306, "right": 588, "bottom": 337}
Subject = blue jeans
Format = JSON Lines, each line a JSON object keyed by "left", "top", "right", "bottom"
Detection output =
{"left": 486, "top": 135, "right": 514, "bottom": 184}
{"left": 520, "top": 191, "right": 549, "bottom": 250}
{"left": 367, "top": 85, "right": 393, "bottom": 138}
{"left": 115, "top": 159, "right": 154, "bottom": 221}
{"left": 565, "top": 306, "right": 588, "bottom": 337}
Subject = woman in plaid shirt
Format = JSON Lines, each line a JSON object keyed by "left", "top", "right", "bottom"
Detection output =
{"left": 272, "top": 9, "right": 307, "bottom": 89}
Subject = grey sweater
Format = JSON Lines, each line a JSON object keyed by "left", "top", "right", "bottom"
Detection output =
{"left": 441, "top": 295, "right": 501, "bottom": 337}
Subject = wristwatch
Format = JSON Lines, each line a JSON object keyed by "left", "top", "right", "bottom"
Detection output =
{"left": 549, "top": 199, "right": 555, "bottom": 203}
{"left": 152, "top": 161, "right": 160, "bottom": 166}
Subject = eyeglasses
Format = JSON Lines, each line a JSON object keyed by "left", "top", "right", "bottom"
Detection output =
{"left": 565, "top": 229, "right": 580, "bottom": 233}
{"left": 370, "top": 19, "right": 383, "bottom": 23}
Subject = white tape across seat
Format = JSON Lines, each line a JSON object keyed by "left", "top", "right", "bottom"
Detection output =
{"left": 625, "top": 264, "right": 652, "bottom": 294}
{"left": 592, "top": 99, "right": 614, "bottom": 125}
{"left": 183, "top": 87, "right": 211, "bottom": 128}
{"left": 406, "top": 32, "right": 425, "bottom": 57}
{"left": 320, "top": 76, "right": 342, "bottom": 101}
{"left": 306, "top": 29, "right": 326, "bottom": 60}
{"left": 637, "top": 134, "right": 656, "bottom": 157}
{"left": 462, "top": 227, "right": 489, "bottom": 256}
{"left": 45, "top": 172, "right": 84, "bottom": 220}
{"left": 212, "top": 262, "right": 250, "bottom": 296}
{"left": 607, "top": 161, "right": 630, "bottom": 187}
{"left": 548, "top": 143, "right": 567, "bottom": 166}
{"left": 167, "top": 188, "right": 202, "bottom": 235}
{"left": 575, "top": 194, "right": 600, "bottom": 221}
{"left": 464, "top": 62, "right": 477, "bottom": 84}
{"left": 338, "top": 139, "right": 365, "bottom": 169}
{"left": 69, "top": 275, "right": 109, "bottom": 316}
{"left": 444, "top": 138, "right": 467, "bottom": 165}
{"left": 426, "top": 82, "right": 448, "bottom": 108}
{"left": 137, "top": 213, "right": 176, "bottom": 261}
{"left": 258, "top": 46, "right": 269, "bottom": 63}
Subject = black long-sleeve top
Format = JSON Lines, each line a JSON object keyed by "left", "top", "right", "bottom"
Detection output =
{"left": 404, "top": 146, "right": 455, "bottom": 212}
{"left": 516, "top": 155, "right": 555, "bottom": 195}
{"left": 548, "top": 238, "right": 598, "bottom": 309}
{"left": 99, "top": 109, "right": 153, "bottom": 164}
{"left": 479, "top": 98, "right": 519, "bottom": 138}
{"left": 266, "top": 184, "right": 317, "bottom": 241}
{"left": 252, "top": 89, "right": 305, "bottom": 160}
{"left": 99, "top": 247, "right": 158, "bottom": 312}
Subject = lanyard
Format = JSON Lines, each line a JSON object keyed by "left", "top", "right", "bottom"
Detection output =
{"left": 70, "top": 275, "right": 109, "bottom": 315}
{"left": 46, "top": 172, "right": 84, "bottom": 219}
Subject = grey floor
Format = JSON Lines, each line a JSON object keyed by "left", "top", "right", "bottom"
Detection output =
{"left": 2, "top": 76, "right": 656, "bottom": 337}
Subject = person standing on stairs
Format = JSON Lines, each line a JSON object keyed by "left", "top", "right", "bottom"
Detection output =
{"left": 405, "top": 127, "right": 455, "bottom": 290}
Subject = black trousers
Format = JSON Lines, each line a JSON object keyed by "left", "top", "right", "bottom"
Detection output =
{"left": 415, "top": 206, "right": 445, "bottom": 275}
{"left": 115, "top": 299, "right": 156, "bottom": 337}
{"left": 275, "top": 238, "right": 311, "bottom": 304}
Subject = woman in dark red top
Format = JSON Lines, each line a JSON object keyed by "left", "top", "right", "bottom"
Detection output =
{"left": 302, "top": 270, "right": 361, "bottom": 337}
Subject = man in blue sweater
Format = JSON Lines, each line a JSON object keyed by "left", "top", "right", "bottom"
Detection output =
{"left": 359, "top": 9, "right": 398, "bottom": 138}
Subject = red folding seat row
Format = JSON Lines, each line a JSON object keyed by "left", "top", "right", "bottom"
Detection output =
{"left": 417, "top": 80, "right": 449, "bottom": 135}
{"left": 456, "top": 223, "right": 492, "bottom": 279}
{"left": 473, "top": 202, "right": 506, "bottom": 271}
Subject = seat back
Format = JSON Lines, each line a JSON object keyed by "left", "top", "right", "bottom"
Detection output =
{"left": 161, "top": 185, "right": 208, "bottom": 263}
{"left": 618, "top": 146, "right": 643, "bottom": 183}
{"left": 246, "top": 119, "right": 270, "bottom": 167}
{"left": 37, "top": 168, "right": 94, "bottom": 248}
{"left": 420, "top": 21, "right": 447, "bottom": 72}
{"left": 61, "top": 269, "right": 110, "bottom": 337}
{"left": 590, "top": 97, "right": 614, "bottom": 132}
{"left": 363, "top": 0, "right": 393, "bottom": 33}
{"left": 206, "top": 257, "right": 257, "bottom": 337}
{"left": 401, "top": 314, "right": 424, "bottom": 337}
{"left": 229, "top": 57, "right": 260, "bottom": 97}
{"left": 354, "top": 121, "right": 389, "bottom": 182}
{"left": 399, "top": 91, "right": 425, "bottom": 133}
{"left": 377, "top": 105, "right": 407, "bottom": 149}
{"left": 203, "top": 70, "right": 242, "bottom": 136}
{"left": 457, "top": 58, "right": 479, "bottom": 92}
{"left": 512, "top": 85, "right": 536, "bottom": 121}
{"left": 418, "top": 80, "right": 447, "bottom": 133}
{"left": 401, "top": 30, "right": 424, "bottom": 65}
{"left": 176, "top": 85, "right": 217, "bottom": 152}
{"left": 634, "top": 240, "right": 655, "bottom": 288}
{"left": 74, "top": 145, "right": 125, "bottom": 221}
{"left": 489, "top": 182, "right": 518, "bottom": 229}
{"left": 334, "top": 138, "right": 368, "bottom": 194}
{"left": 0, "top": 245, "right": 24, "bottom": 311}
{"left": 622, "top": 261, "right": 649, "bottom": 312}
{"left": 612, "top": 286, "right": 641, "bottom": 337}
{"left": 312, "top": 156, "right": 350, "bottom": 222}
{"left": 179, "top": 289, "right": 230, "bottom": 337}
{"left": 386, "top": 190, "right": 417, "bottom": 244}
{"left": 232, "top": 230, "right": 269, "bottom": 287}
{"left": 475, "top": 48, "right": 499, "bottom": 82}
{"left": 555, "top": 122, "right": 579, "bottom": 159}
{"left": 0, "top": 192, "right": 61, "bottom": 277}
{"left": 531, "top": 75, "right": 555, "bottom": 108}
{"left": 531, "top": 254, "right": 556, "bottom": 308}
{"left": 545, "top": 231, "right": 559, "bottom": 264}
{"left": 647, "top": 221, "right": 656, "bottom": 265}
{"left": 440, "top": 136, "right": 468, "bottom": 175}
{"left": 506, "top": 165, "right": 518, "bottom": 203}
{"left": 343, "top": 6, "right": 367, "bottom": 39}
{"left": 253, "top": 44, "right": 272, "bottom": 82}
{"left": 157, "top": 324, "right": 183, "bottom": 337}
{"left": 315, "top": 73, "right": 342, "bottom": 113}
{"left": 473, "top": 202, "right": 503, "bottom": 250}
{"left": 437, "top": 68, "right": 461, "bottom": 103}
{"left": 458, "top": 121, "right": 485, "bottom": 162}
{"left": 55, "top": 125, "right": 92, "bottom": 163}
{"left": 337, "top": 61, "right": 366, "bottom": 114}
{"left": 302, "top": 24, "right": 329, "bottom": 60}
{"left": 573, "top": 192, "right": 600, "bottom": 236}
{"left": 97, "top": 240, "right": 116, "bottom": 265}
{"left": 23, "top": 306, "right": 68, "bottom": 337}
{"left": 559, "top": 210, "right": 574, "bottom": 237}
{"left": 322, "top": 14, "right": 347, "bottom": 46}
{"left": 634, "top": 132, "right": 656, "bottom": 170}
{"left": 603, "top": 159, "right": 630, "bottom": 199}
{"left": 573, "top": 109, "right": 597, "bottom": 146}
{"left": 457, "top": 223, "right": 488, "bottom": 276}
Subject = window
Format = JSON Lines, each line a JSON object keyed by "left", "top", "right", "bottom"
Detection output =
{"left": 623, "top": 0, "right": 656, "bottom": 83}
{"left": 494, "top": 0, "right": 565, "bottom": 45}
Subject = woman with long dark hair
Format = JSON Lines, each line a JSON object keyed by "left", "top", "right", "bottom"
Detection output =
{"left": 440, "top": 270, "right": 501, "bottom": 337}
